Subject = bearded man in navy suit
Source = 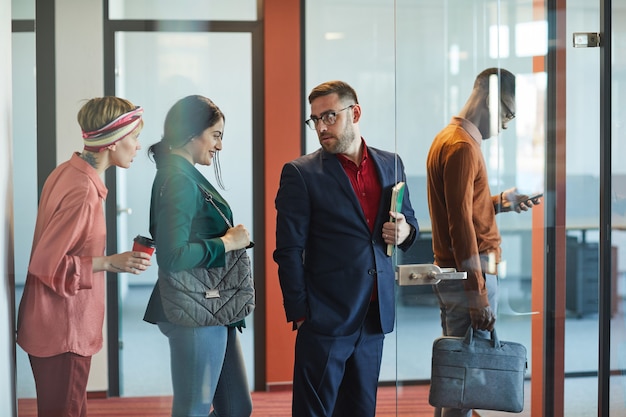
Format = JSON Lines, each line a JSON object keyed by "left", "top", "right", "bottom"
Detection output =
{"left": 274, "top": 80, "right": 419, "bottom": 417}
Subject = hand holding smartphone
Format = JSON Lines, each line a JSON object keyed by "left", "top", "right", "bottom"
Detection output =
{"left": 517, "top": 192, "right": 543, "bottom": 208}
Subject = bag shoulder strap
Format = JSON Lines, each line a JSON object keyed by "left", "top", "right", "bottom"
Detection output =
{"left": 196, "top": 184, "right": 232, "bottom": 228}
{"left": 197, "top": 184, "right": 255, "bottom": 248}
{"left": 159, "top": 176, "right": 232, "bottom": 229}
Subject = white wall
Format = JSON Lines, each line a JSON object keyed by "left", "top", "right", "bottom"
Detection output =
{"left": 1, "top": 0, "right": 16, "bottom": 415}
{"left": 56, "top": 0, "right": 104, "bottom": 162}
{"left": 55, "top": 0, "right": 108, "bottom": 392}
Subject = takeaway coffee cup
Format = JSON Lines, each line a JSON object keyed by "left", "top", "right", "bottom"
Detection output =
{"left": 132, "top": 235, "right": 155, "bottom": 256}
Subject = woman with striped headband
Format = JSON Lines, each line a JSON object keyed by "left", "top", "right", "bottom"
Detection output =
{"left": 17, "top": 96, "right": 153, "bottom": 417}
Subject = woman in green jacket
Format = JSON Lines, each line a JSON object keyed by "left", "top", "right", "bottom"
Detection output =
{"left": 143, "top": 95, "right": 253, "bottom": 417}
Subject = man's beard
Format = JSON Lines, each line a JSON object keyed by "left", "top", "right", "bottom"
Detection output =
{"left": 320, "top": 122, "right": 355, "bottom": 154}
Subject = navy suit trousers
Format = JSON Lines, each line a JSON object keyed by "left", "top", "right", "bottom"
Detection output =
{"left": 292, "top": 302, "right": 385, "bottom": 417}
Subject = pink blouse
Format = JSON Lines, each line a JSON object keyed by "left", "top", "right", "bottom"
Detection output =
{"left": 17, "top": 153, "right": 108, "bottom": 357}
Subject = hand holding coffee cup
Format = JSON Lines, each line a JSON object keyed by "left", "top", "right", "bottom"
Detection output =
{"left": 107, "top": 250, "right": 152, "bottom": 274}
{"left": 133, "top": 235, "right": 156, "bottom": 256}
{"left": 105, "top": 235, "right": 154, "bottom": 275}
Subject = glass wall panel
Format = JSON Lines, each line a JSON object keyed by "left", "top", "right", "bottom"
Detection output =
{"left": 108, "top": 0, "right": 256, "bottom": 21}
{"left": 304, "top": 0, "right": 399, "bottom": 384}
{"left": 612, "top": 2, "right": 626, "bottom": 415}
{"left": 304, "top": 0, "right": 396, "bottom": 155}
{"left": 13, "top": 31, "right": 37, "bottom": 400}
{"left": 564, "top": 2, "right": 603, "bottom": 416}
{"left": 13, "top": 0, "right": 37, "bottom": 405}
{"left": 11, "top": 0, "right": 35, "bottom": 19}
{"left": 113, "top": 31, "right": 255, "bottom": 396}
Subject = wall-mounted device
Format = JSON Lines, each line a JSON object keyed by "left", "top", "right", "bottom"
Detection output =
{"left": 573, "top": 32, "right": 600, "bottom": 48}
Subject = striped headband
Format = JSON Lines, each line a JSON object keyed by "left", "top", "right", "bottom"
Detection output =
{"left": 82, "top": 106, "right": 144, "bottom": 152}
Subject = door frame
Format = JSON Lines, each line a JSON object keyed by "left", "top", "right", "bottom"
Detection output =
{"left": 102, "top": 7, "right": 266, "bottom": 396}
{"left": 543, "top": 0, "right": 614, "bottom": 415}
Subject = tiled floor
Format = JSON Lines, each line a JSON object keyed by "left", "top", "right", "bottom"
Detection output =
{"left": 15, "top": 285, "right": 626, "bottom": 416}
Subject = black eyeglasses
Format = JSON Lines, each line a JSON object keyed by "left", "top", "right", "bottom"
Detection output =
{"left": 305, "top": 105, "right": 355, "bottom": 130}
{"left": 501, "top": 100, "right": 515, "bottom": 122}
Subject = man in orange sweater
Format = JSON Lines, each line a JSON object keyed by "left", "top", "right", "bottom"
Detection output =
{"left": 426, "top": 68, "right": 540, "bottom": 417}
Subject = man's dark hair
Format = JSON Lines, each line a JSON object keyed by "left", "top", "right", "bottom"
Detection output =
{"left": 474, "top": 68, "right": 516, "bottom": 98}
{"left": 308, "top": 80, "right": 359, "bottom": 105}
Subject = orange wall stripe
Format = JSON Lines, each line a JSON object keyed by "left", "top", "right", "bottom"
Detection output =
{"left": 531, "top": 5, "right": 545, "bottom": 414}
{"left": 264, "top": 0, "right": 301, "bottom": 387}
{"left": 531, "top": 203, "right": 545, "bottom": 416}
{"left": 531, "top": 1, "right": 566, "bottom": 416}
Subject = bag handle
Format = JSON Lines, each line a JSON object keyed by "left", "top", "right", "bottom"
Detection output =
{"left": 463, "top": 326, "right": 501, "bottom": 348}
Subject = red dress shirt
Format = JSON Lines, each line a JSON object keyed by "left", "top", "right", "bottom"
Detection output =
{"left": 337, "top": 140, "right": 382, "bottom": 300}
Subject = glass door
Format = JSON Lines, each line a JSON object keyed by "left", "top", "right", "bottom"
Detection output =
{"left": 564, "top": 1, "right": 626, "bottom": 416}
{"left": 393, "top": 0, "right": 543, "bottom": 399}
{"left": 563, "top": 2, "right": 603, "bottom": 415}
{"left": 598, "top": 0, "right": 626, "bottom": 416}
{"left": 390, "top": 0, "right": 626, "bottom": 415}
{"left": 303, "top": 1, "right": 547, "bottom": 414}
{"left": 111, "top": 30, "right": 255, "bottom": 396}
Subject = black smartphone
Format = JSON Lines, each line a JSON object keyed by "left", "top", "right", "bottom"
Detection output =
{"left": 517, "top": 192, "right": 543, "bottom": 208}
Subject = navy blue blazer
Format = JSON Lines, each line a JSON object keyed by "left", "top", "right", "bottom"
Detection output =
{"left": 273, "top": 146, "right": 419, "bottom": 336}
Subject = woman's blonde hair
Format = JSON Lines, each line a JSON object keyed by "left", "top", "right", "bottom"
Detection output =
{"left": 77, "top": 96, "right": 142, "bottom": 132}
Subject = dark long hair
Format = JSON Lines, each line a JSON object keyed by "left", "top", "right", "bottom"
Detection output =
{"left": 148, "top": 95, "right": 226, "bottom": 188}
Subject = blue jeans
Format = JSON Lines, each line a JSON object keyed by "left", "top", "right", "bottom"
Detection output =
{"left": 432, "top": 273, "right": 498, "bottom": 417}
{"left": 158, "top": 323, "right": 252, "bottom": 417}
